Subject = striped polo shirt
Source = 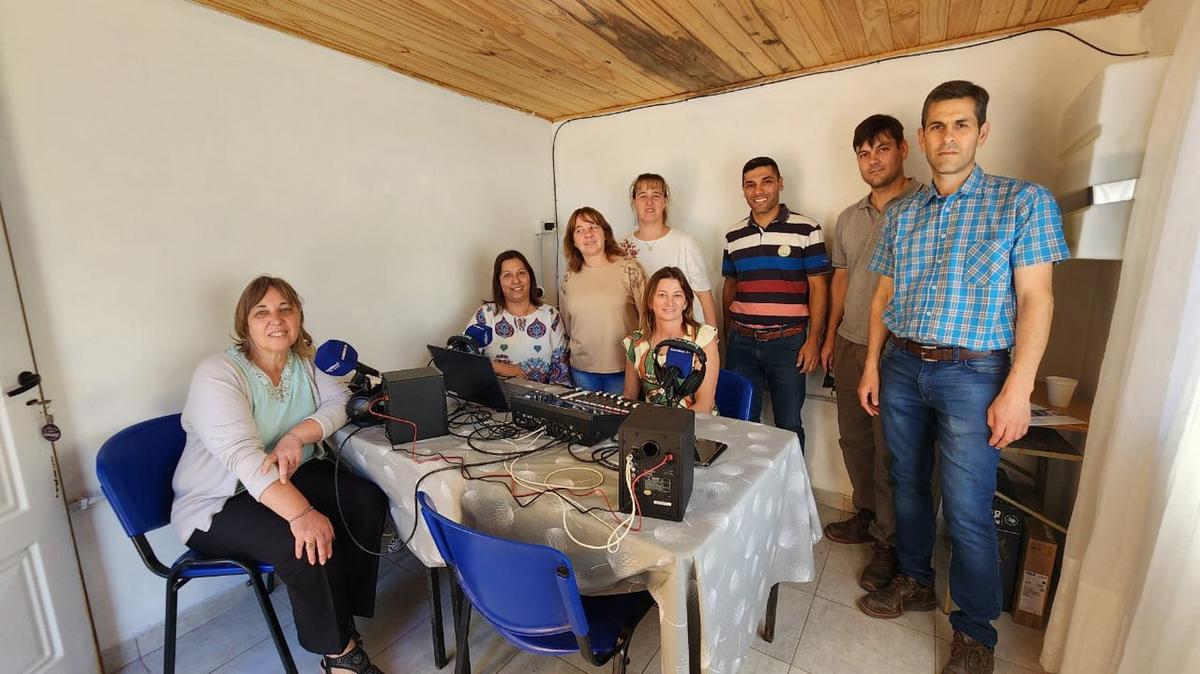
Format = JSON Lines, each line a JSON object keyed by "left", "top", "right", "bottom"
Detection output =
{"left": 721, "top": 205, "right": 832, "bottom": 328}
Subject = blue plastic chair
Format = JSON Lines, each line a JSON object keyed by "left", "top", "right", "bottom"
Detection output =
{"left": 96, "top": 414, "right": 296, "bottom": 674}
{"left": 417, "top": 492, "right": 654, "bottom": 674}
{"left": 715, "top": 369, "right": 755, "bottom": 421}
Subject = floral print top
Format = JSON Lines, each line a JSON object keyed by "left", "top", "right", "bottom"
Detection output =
{"left": 466, "top": 302, "right": 570, "bottom": 385}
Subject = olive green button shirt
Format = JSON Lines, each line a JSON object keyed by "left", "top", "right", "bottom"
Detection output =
{"left": 829, "top": 178, "right": 923, "bottom": 345}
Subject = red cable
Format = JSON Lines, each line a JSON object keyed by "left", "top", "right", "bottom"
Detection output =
{"left": 363, "top": 396, "right": 663, "bottom": 534}
{"left": 368, "top": 398, "right": 466, "bottom": 467}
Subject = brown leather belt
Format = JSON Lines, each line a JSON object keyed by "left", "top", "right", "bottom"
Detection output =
{"left": 731, "top": 323, "right": 806, "bottom": 341}
{"left": 889, "top": 335, "right": 1007, "bottom": 362}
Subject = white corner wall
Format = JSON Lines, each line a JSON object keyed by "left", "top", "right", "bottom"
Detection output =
{"left": 551, "top": 14, "right": 1146, "bottom": 499}
{"left": 0, "top": 0, "right": 551, "bottom": 656}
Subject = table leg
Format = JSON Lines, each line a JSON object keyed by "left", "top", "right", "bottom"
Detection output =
{"left": 761, "top": 583, "right": 780, "bottom": 643}
{"left": 451, "top": 580, "right": 472, "bottom": 674}
{"left": 428, "top": 567, "right": 449, "bottom": 669}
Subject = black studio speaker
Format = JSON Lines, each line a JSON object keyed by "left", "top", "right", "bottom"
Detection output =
{"left": 618, "top": 405, "right": 694, "bottom": 522}
{"left": 382, "top": 367, "right": 448, "bottom": 444}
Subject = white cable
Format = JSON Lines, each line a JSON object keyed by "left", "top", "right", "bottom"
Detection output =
{"left": 499, "top": 426, "right": 546, "bottom": 454}
{"left": 505, "top": 453, "right": 640, "bottom": 552}
{"left": 556, "top": 455, "right": 640, "bottom": 552}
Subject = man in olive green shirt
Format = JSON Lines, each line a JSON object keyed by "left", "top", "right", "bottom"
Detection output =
{"left": 821, "top": 114, "right": 922, "bottom": 592}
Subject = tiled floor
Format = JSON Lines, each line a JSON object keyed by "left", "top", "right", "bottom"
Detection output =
{"left": 113, "top": 505, "right": 1049, "bottom": 674}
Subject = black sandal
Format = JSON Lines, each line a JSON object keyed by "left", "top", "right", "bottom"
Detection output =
{"left": 320, "top": 644, "right": 383, "bottom": 674}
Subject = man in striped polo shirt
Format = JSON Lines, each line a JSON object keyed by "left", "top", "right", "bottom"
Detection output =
{"left": 721, "top": 156, "right": 831, "bottom": 452}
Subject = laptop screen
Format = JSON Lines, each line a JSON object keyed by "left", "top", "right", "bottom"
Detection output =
{"left": 426, "top": 345, "right": 510, "bottom": 411}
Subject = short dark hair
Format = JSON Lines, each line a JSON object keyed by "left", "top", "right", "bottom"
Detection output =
{"left": 490, "top": 250, "right": 541, "bottom": 312}
{"left": 742, "top": 156, "right": 781, "bottom": 180}
{"left": 852, "top": 114, "right": 905, "bottom": 150}
{"left": 922, "top": 80, "right": 989, "bottom": 127}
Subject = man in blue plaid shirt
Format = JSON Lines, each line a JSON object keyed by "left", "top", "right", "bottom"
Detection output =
{"left": 855, "top": 81, "right": 1069, "bottom": 674}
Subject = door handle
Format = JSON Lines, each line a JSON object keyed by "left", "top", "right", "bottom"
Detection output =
{"left": 6, "top": 371, "right": 40, "bottom": 397}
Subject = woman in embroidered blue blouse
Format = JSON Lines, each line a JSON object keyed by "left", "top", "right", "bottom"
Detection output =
{"left": 170, "top": 276, "right": 388, "bottom": 674}
{"left": 465, "top": 250, "right": 570, "bottom": 385}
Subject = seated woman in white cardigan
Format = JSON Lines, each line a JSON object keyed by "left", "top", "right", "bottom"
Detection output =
{"left": 170, "top": 275, "right": 388, "bottom": 674}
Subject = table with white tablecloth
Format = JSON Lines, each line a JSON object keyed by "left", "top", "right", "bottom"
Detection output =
{"left": 333, "top": 408, "right": 822, "bottom": 674}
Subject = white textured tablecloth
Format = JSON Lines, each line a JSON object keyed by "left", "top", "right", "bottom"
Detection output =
{"left": 333, "top": 410, "right": 822, "bottom": 674}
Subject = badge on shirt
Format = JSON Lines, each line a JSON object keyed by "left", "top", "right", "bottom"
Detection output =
{"left": 777, "top": 244, "right": 792, "bottom": 257}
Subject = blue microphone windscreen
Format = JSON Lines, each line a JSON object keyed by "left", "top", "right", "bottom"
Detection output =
{"left": 465, "top": 323, "right": 493, "bottom": 348}
{"left": 665, "top": 346, "right": 694, "bottom": 376}
{"left": 314, "top": 339, "right": 358, "bottom": 376}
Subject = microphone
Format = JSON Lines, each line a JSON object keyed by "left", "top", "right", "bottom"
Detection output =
{"left": 464, "top": 323, "right": 493, "bottom": 350}
{"left": 314, "top": 339, "right": 381, "bottom": 378}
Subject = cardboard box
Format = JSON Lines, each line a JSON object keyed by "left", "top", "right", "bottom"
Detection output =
{"left": 1012, "top": 521, "right": 1059, "bottom": 629}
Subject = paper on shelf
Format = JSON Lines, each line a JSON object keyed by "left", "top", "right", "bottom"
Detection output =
{"left": 1030, "top": 404, "right": 1085, "bottom": 427}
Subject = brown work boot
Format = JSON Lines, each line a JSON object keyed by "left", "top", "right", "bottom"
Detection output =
{"left": 856, "top": 574, "right": 936, "bottom": 619}
{"left": 942, "top": 631, "right": 994, "bottom": 674}
{"left": 858, "top": 542, "right": 898, "bottom": 591}
{"left": 823, "top": 509, "right": 874, "bottom": 544}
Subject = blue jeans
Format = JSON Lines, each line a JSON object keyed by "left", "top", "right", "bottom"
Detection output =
{"left": 880, "top": 342, "right": 1008, "bottom": 648}
{"left": 725, "top": 329, "right": 806, "bottom": 451}
{"left": 570, "top": 367, "right": 625, "bottom": 394}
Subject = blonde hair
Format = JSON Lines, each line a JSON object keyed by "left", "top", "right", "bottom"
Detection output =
{"left": 629, "top": 173, "right": 671, "bottom": 225}
{"left": 232, "top": 275, "right": 314, "bottom": 358}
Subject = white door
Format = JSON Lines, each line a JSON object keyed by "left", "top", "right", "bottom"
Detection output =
{"left": 0, "top": 215, "right": 99, "bottom": 671}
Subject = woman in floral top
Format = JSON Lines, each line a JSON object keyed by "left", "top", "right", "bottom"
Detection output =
{"left": 623, "top": 267, "right": 720, "bottom": 412}
{"left": 466, "top": 250, "right": 570, "bottom": 385}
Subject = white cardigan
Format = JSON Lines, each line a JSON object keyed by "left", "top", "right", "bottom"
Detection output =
{"left": 169, "top": 351, "right": 350, "bottom": 542}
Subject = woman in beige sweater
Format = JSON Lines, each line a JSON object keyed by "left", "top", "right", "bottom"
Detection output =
{"left": 559, "top": 206, "right": 646, "bottom": 393}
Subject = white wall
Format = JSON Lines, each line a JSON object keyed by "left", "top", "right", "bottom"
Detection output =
{"left": 552, "top": 14, "right": 1147, "bottom": 498}
{"left": 1140, "top": 0, "right": 1194, "bottom": 54}
{"left": 0, "top": 0, "right": 1161, "bottom": 661}
{"left": 0, "top": 0, "right": 551, "bottom": 658}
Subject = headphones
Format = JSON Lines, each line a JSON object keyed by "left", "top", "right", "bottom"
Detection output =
{"left": 652, "top": 338, "right": 707, "bottom": 406}
{"left": 446, "top": 333, "right": 481, "bottom": 355}
{"left": 346, "top": 371, "right": 385, "bottom": 425}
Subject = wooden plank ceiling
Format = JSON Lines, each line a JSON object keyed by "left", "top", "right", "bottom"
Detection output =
{"left": 192, "top": 0, "right": 1148, "bottom": 121}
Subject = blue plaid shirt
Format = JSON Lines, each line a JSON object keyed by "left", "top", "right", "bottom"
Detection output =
{"left": 867, "top": 165, "right": 1069, "bottom": 350}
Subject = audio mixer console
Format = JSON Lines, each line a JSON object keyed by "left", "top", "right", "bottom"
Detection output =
{"left": 510, "top": 389, "right": 639, "bottom": 445}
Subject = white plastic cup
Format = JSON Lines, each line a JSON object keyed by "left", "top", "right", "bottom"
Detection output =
{"left": 1044, "top": 376, "right": 1079, "bottom": 408}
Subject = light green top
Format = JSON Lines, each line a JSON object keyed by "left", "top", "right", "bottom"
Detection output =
{"left": 225, "top": 346, "right": 318, "bottom": 469}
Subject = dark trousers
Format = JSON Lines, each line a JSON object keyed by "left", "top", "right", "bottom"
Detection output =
{"left": 833, "top": 335, "right": 894, "bottom": 544}
{"left": 725, "top": 329, "right": 808, "bottom": 451}
{"left": 188, "top": 457, "right": 389, "bottom": 655}
{"left": 880, "top": 343, "right": 1007, "bottom": 648}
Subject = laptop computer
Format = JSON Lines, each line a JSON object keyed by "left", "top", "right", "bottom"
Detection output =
{"left": 427, "top": 345, "right": 512, "bottom": 411}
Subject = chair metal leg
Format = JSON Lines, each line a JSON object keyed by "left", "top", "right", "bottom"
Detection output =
{"left": 164, "top": 576, "right": 182, "bottom": 674}
{"left": 612, "top": 639, "right": 631, "bottom": 674}
{"left": 246, "top": 568, "right": 297, "bottom": 674}
{"left": 428, "top": 567, "right": 449, "bottom": 668}
{"left": 761, "top": 583, "right": 780, "bottom": 643}
{"left": 451, "top": 581, "right": 471, "bottom": 674}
